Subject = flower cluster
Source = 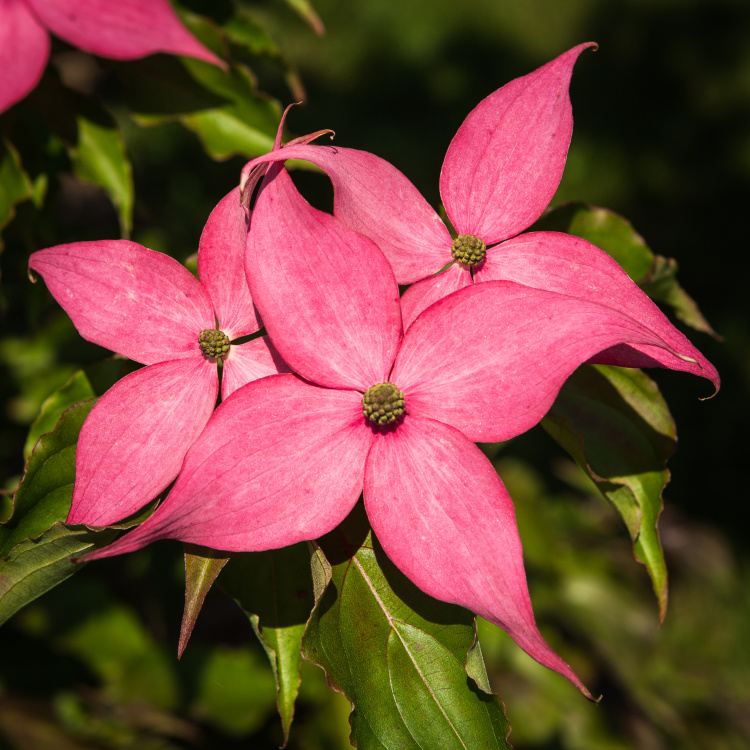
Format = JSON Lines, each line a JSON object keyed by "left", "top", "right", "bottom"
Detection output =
{"left": 28, "top": 44, "right": 717, "bottom": 696}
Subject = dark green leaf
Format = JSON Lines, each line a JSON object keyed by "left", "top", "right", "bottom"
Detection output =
{"left": 220, "top": 544, "right": 315, "bottom": 745}
{"left": 543, "top": 365, "right": 676, "bottom": 619}
{"left": 304, "top": 511, "right": 511, "bottom": 749}
{"left": 0, "top": 139, "right": 32, "bottom": 238}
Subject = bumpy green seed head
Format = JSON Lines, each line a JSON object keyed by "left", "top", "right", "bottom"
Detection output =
{"left": 363, "top": 382, "right": 406, "bottom": 426}
{"left": 451, "top": 234, "right": 486, "bottom": 268}
{"left": 199, "top": 329, "right": 231, "bottom": 360}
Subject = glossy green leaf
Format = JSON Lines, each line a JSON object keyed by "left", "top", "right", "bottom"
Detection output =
{"left": 220, "top": 544, "right": 315, "bottom": 745}
{"left": 304, "top": 511, "right": 511, "bottom": 750}
{"left": 70, "top": 115, "right": 134, "bottom": 236}
{"left": 537, "top": 203, "right": 716, "bottom": 335}
{"left": 0, "top": 139, "right": 32, "bottom": 237}
{"left": 543, "top": 365, "right": 677, "bottom": 619}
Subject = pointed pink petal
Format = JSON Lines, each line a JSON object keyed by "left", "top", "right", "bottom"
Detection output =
{"left": 364, "top": 415, "right": 590, "bottom": 696}
{"left": 400, "top": 263, "right": 472, "bottom": 330}
{"left": 68, "top": 357, "right": 217, "bottom": 526}
{"left": 84, "top": 374, "right": 372, "bottom": 559}
{"left": 221, "top": 335, "right": 289, "bottom": 400}
{"left": 474, "top": 232, "right": 719, "bottom": 383}
{"left": 198, "top": 188, "right": 260, "bottom": 339}
{"left": 29, "top": 241, "right": 215, "bottom": 365}
{"left": 439, "top": 43, "right": 596, "bottom": 245}
{"left": 0, "top": 0, "right": 49, "bottom": 112}
{"left": 240, "top": 144, "right": 452, "bottom": 283}
{"left": 247, "top": 167, "right": 402, "bottom": 390}
{"left": 26, "top": 0, "right": 223, "bottom": 66}
{"left": 392, "top": 281, "right": 716, "bottom": 443}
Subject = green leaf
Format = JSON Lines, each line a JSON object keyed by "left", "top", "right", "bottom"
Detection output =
{"left": 70, "top": 115, "right": 134, "bottom": 236}
{"left": 220, "top": 544, "right": 314, "bottom": 746}
{"left": 304, "top": 511, "right": 511, "bottom": 750}
{"left": 23, "top": 371, "right": 95, "bottom": 461}
{"left": 178, "top": 546, "right": 229, "bottom": 658}
{"left": 537, "top": 203, "right": 716, "bottom": 336}
{"left": 543, "top": 365, "right": 677, "bottom": 619}
{"left": 0, "top": 139, "right": 32, "bottom": 237}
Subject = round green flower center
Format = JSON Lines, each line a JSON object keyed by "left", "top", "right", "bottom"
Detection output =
{"left": 451, "top": 234, "right": 486, "bottom": 267}
{"left": 363, "top": 383, "right": 406, "bottom": 426}
{"left": 199, "top": 329, "right": 231, "bottom": 360}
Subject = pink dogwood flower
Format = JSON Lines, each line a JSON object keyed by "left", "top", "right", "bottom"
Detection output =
{"left": 85, "top": 165, "right": 717, "bottom": 695}
{"left": 28, "top": 188, "right": 285, "bottom": 527}
{"left": 0, "top": 0, "right": 223, "bottom": 113}
{"left": 236, "top": 42, "right": 717, "bottom": 384}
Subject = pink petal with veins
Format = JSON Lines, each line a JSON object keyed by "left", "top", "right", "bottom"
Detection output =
{"left": 474, "top": 231, "right": 719, "bottom": 384}
{"left": 221, "top": 335, "right": 289, "bottom": 400}
{"left": 247, "top": 167, "right": 402, "bottom": 391}
{"left": 393, "top": 281, "right": 714, "bottom": 443}
{"left": 440, "top": 43, "right": 596, "bottom": 245}
{"left": 364, "top": 414, "right": 591, "bottom": 697}
{"left": 68, "top": 357, "right": 217, "bottom": 527}
{"left": 26, "top": 0, "right": 223, "bottom": 66}
{"left": 84, "top": 374, "right": 372, "bottom": 559}
{"left": 400, "top": 263, "right": 472, "bottom": 330}
{"left": 29, "top": 241, "right": 215, "bottom": 365}
{"left": 0, "top": 0, "right": 49, "bottom": 112}
{"left": 198, "top": 187, "right": 261, "bottom": 339}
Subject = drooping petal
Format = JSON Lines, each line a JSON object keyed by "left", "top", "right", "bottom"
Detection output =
{"left": 240, "top": 144, "right": 452, "bottom": 283}
{"left": 364, "top": 415, "right": 590, "bottom": 697}
{"left": 25, "top": 0, "right": 223, "bottom": 66}
{"left": 68, "top": 357, "right": 218, "bottom": 527}
{"left": 439, "top": 43, "right": 596, "bottom": 245}
{"left": 0, "top": 0, "right": 50, "bottom": 113}
{"left": 198, "top": 187, "right": 260, "bottom": 339}
{"left": 247, "top": 167, "right": 402, "bottom": 391}
{"left": 474, "top": 231, "right": 719, "bottom": 382}
{"left": 29, "top": 240, "right": 215, "bottom": 365}
{"left": 84, "top": 374, "right": 373, "bottom": 559}
{"left": 400, "top": 263, "right": 472, "bottom": 330}
{"left": 221, "top": 335, "right": 289, "bottom": 400}
{"left": 392, "top": 281, "right": 717, "bottom": 443}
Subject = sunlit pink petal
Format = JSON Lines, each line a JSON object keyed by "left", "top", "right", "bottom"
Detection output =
{"left": 400, "top": 263, "right": 472, "bottom": 330}
{"left": 68, "top": 357, "right": 217, "bottom": 527}
{"left": 393, "top": 281, "right": 716, "bottom": 443}
{"left": 84, "top": 374, "right": 372, "bottom": 559}
{"left": 221, "top": 335, "right": 288, "bottom": 400}
{"left": 247, "top": 167, "right": 402, "bottom": 391}
{"left": 29, "top": 240, "right": 215, "bottom": 365}
{"left": 240, "top": 144, "right": 452, "bottom": 283}
{"left": 440, "top": 43, "right": 596, "bottom": 245}
{"left": 26, "top": 0, "right": 223, "bottom": 66}
{"left": 364, "top": 414, "right": 591, "bottom": 697}
{"left": 198, "top": 187, "right": 260, "bottom": 339}
{"left": 474, "top": 231, "right": 718, "bottom": 383}
{"left": 0, "top": 0, "right": 49, "bottom": 113}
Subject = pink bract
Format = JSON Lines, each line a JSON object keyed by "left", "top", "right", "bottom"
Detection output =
{"left": 86, "top": 164, "right": 716, "bottom": 697}
{"left": 0, "top": 0, "right": 223, "bottom": 113}
{"left": 235, "top": 43, "right": 718, "bottom": 386}
{"left": 28, "top": 188, "right": 285, "bottom": 527}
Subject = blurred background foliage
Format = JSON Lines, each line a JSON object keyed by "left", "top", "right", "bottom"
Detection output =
{"left": 1, "top": 0, "right": 748, "bottom": 747}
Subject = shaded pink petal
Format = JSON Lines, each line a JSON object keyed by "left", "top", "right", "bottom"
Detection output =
{"left": 26, "top": 0, "right": 223, "bottom": 66}
{"left": 84, "top": 374, "right": 372, "bottom": 559}
{"left": 400, "top": 263, "right": 472, "bottom": 330}
{"left": 240, "top": 144, "right": 452, "bottom": 283}
{"left": 221, "top": 335, "right": 289, "bottom": 400}
{"left": 393, "top": 281, "right": 716, "bottom": 443}
{"left": 29, "top": 241, "right": 215, "bottom": 365}
{"left": 198, "top": 187, "right": 260, "bottom": 339}
{"left": 247, "top": 167, "right": 402, "bottom": 390}
{"left": 68, "top": 357, "right": 217, "bottom": 526}
{"left": 364, "top": 415, "right": 590, "bottom": 696}
{"left": 0, "top": 0, "right": 49, "bottom": 113}
{"left": 440, "top": 43, "right": 596, "bottom": 245}
{"left": 474, "top": 232, "right": 719, "bottom": 383}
